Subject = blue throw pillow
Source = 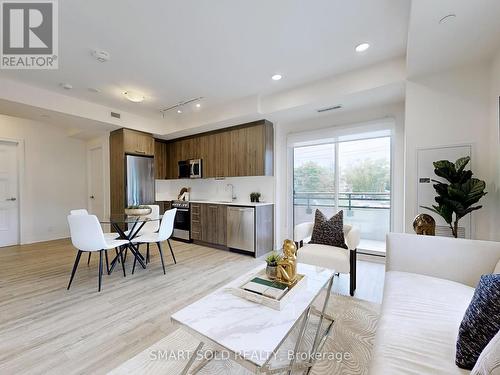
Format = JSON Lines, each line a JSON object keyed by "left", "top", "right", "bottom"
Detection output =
{"left": 456, "top": 274, "right": 500, "bottom": 370}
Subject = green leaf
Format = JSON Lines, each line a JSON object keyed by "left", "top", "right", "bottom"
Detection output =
{"left": 433, "top": 160, "right": 456, "bottom": 182}
{"left": 421, "top": 204, "right": 453, "bottom": 224}
{"left": 455, "top": 156, "right": 470, "bottom": 173}
{"left": 458, "top": 170, "right": 473, "bottom": 184}
{"left": 447, "top": 185, "right": 465, "bottom": 201}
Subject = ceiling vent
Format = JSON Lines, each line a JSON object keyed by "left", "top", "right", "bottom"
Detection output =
{"left": 110, "top": 111, "right": 121, "bottom": 119}
{"left": 317, "top": 105, "right": 342, "bottom": 113}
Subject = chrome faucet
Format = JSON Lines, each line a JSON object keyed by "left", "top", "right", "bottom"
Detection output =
{"left": 226, "top": 183, "right": 237, "bottom": 201}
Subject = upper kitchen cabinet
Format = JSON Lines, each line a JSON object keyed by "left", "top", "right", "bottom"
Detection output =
{"left": 154, "top": 140, "right": 168, "bottom": 179}
{"left": 228, "top": 121, "right": 273, "bottom": 177}
{"left": 162, "top": 120, "right": 273, "bottom": 179}
{"left": 122, "top": 128, "right": 155, "bottom": 156}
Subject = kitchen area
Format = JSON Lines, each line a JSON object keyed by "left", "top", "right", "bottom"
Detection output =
{"left": 110, "top": 120, "right": 275, "bottom": 258}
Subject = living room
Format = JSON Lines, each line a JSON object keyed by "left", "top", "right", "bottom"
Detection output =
{"left": 0, "top": 0, "right": 499, "bottom": 374}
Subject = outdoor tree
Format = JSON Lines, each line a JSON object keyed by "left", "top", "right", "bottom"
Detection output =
{"left": 342, "top": 158, "right": 390, "bottom": 192}
{"left": 294, "top": 161, "right": 334, "bottom": 192}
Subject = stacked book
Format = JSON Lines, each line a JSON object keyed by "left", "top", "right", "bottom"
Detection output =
{"left": 242, "top": 277, "right": 289, "bottom": 300}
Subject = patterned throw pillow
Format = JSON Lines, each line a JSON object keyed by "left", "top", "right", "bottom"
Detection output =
{"left": 471, "top": 329, "right": 500, "bottom": 375}
{"left": 310, "top": 209, "right": 347, "bottom": 249}
{"left": 456, "top": 274, "right": 500, "bottom": 370}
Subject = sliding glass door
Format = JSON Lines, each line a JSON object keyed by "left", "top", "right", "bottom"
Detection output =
{"left": 293, "top": 135, "right": 391, "bottom": 252}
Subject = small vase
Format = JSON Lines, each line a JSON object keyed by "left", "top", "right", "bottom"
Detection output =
{"left": 266, "top": 265, "right": 277, "bottom": 280}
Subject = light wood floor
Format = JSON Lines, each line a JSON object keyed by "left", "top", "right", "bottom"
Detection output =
{"left": 0, "top": 239, "right": 385, "bottom": 374}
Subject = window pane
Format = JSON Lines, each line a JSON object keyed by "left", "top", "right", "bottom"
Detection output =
{"left": 338, "top": 137, "right": 391, "bottom": 242}
{"left": 293, "top": 144, "right": 335, "bottom": 226}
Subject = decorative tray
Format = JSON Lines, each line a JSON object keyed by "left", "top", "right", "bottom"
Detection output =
{"left": 230, "top": 269, "right": 306, "bottom": 311}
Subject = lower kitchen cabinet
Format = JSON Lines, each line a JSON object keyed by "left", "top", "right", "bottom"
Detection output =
{"left": 190, "top": 203, "right": 226, "bottom": 245}
{"left": 190, "top": 203, "right": 202, "bottom": 240}
{"left": 201, "top": 204, "right": 227, "bottom": 246}
{"left": 190, "top": 202, "right": 273, "bottom": 257}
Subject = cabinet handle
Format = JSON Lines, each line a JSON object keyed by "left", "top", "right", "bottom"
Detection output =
{"left": 135, "top": 150, "right": 146, "bottom": 154}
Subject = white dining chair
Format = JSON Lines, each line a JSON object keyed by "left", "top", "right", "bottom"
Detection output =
{"left": 67, "top": 214, "right": 129, "bottom": 292}
{"left": 131, "top": 208, "right": 177, "bottom": 275}
{"left": 70, "top": 208, "right": 119, "bottom": 266}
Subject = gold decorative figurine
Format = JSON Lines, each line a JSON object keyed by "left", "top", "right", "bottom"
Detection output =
{"left": 276, "top": 239, "right": 298, "bottom": 286}
{"left": 413, "top": 213, "right": 436, "bottom": 236}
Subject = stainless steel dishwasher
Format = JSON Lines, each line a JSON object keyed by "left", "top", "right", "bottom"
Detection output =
{"left": 227, "top": 206, "right": 255, "bottom": 253}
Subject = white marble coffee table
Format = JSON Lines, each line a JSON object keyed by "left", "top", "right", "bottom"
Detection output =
{"left": 171, "top": 263, "right": 336, "bottom": 374}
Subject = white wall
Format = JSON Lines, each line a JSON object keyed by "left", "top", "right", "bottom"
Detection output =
{"left": 0, "top": 114, "right": 88, "bottom": 244}
{"left": 404, "top": 61, "right": 497, "bottom": 240}
{"left": 274, "top": 103, "right": 406, "bottom": 246}
{"left": 156, "top": 176, "right": 275, "bottom": 204}
{"left": 86, "top": 134, "right": 111, "bottom": 230}
{"left": 489, "top": 50, "right": 500, "bottom": 240}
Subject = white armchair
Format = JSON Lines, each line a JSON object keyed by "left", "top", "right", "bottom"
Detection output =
{"left": 294, "top": 222, "right": 360, "bottom": 296}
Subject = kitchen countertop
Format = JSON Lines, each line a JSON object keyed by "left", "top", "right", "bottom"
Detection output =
{"left": 159, "top": 199, "right": 273, "bottom": 207}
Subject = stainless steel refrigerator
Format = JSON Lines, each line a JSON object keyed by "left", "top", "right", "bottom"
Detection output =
{"left": 126, "top": 155, "right": 155, "bottom": 206}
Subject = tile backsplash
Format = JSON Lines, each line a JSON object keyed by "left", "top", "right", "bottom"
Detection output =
{"left": 156, "top": 176, "right": 275, "bottom": 203}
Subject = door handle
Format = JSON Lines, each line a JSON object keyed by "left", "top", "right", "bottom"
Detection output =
{"left": 90, "top": 195, "right": 95, "bottom": 199}
{"left": 6, "top": 197, "right": 16, "bottom": 201}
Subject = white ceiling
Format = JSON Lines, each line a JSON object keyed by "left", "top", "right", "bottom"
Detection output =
{"left": 407, "top": 0, "right": 500, "bottom": 77}
{"left": 0, "top": 99, "right": 119, "bottom": 140}
{"left": 0, "top": 0, "right": 410, "bottom": 120}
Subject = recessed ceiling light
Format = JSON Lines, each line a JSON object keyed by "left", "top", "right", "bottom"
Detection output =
{"left": 272, "top": 74, "right": 282, "bottom": 81}
{"left": 60, "top": 82, "right": 73, "bottom": 90}
{"left": 195, "top": 103, "right": 201, "bottom": 108}
{"left": 439, "top": 14, "right": 456, "bottom": 24}
{"left": 124, "top": 91, "right": 145, "bottom": 103}
{"left": 355, "top": 43, "right": 370, "bottom": 53}
{"left": 177, "top": 109, "right": 182, "bottom": 114}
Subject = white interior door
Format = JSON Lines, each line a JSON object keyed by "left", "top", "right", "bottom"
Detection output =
{"left": 0, "top": 142, "right": 19, "bottom": 247}
{"left": 89, "top": 147, "right": 104, "bottom": 219}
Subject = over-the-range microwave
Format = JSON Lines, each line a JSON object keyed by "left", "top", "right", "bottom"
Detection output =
{"left": 178, "top": 159, "right": 202, "bottom": 179}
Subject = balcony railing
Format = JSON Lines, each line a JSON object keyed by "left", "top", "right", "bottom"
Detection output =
{"left": 293, "top": 191, "right": 391, "bottom": 242}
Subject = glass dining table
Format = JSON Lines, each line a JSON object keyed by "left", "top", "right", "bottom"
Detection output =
{"left": 99, "top": 214, "right": 163, "bottom": 274}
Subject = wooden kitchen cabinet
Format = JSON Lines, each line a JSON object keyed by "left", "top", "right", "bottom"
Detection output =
{"left": 200, "top": 203, "right": 227, "bottom": 246}
{"left": 161, "top": 120, "right": 273, "bottom": 179}
{"left": 165, "top": 141, "right": 181, "bottom": 179}
{"left": 215, "top": 132, "right": 231, "bottom": 178}
{"left": 191, "top": 202, "right": 273, "bottom": 257}
{"left": 190, "top": 203, "right": 202, "bottom": 240}
{"left": 154, "top": 140, "right": 168, "bottom": 179}
{"left": 122, "top": 128, "right": 154, "bottom": 156}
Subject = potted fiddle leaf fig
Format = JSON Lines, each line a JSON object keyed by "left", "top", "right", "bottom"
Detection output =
{"left": 421, "top": 156, "right": 487, "bottom": 238}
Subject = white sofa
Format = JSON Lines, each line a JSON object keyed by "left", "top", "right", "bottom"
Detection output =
{"left": 294, "top": 223, "right": 360, "bottom": 295}
{"left": 370, "top": 233, "right": 500, "bottom": 375}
